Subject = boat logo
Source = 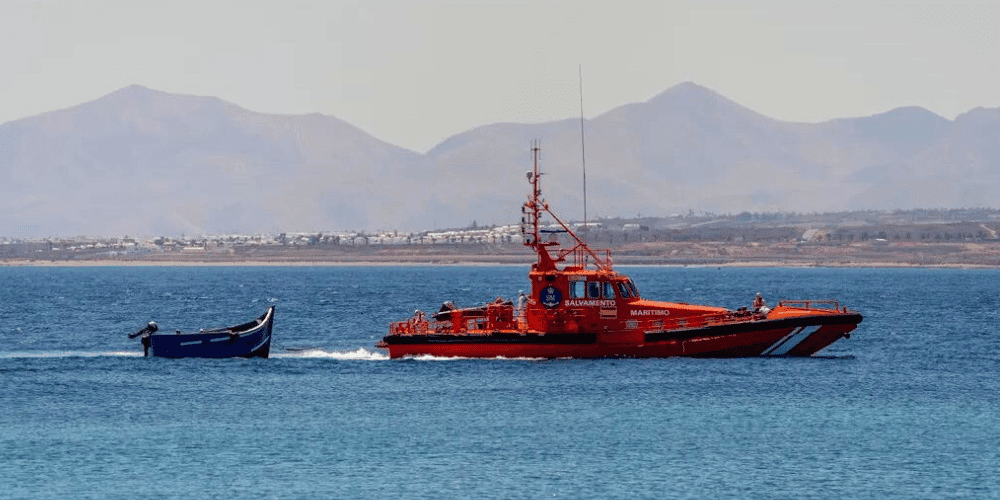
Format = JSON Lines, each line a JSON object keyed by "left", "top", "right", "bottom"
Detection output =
{"left": 540, "top": 286, "right": 562, "bottom": 308}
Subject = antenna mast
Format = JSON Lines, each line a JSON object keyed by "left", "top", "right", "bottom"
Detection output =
{"left": 522, "top": 139, "right": 544, "bottom": 250}
{"left": 521, "top": 141, "right": 612, "bottom": 272}
{"left": 579, "top": 64, "right": 588, "bottom": 232}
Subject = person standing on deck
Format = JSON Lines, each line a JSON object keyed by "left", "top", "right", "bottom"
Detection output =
{"left": 516, "top": 290, "right": 533, "bottom": 319}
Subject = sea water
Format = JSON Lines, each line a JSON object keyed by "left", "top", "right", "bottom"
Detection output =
{"left": 1, "top": 266, "right": 997, "bottom": 499}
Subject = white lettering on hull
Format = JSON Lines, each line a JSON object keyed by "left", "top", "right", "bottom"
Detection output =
{"left": 565, "top": 299, "right": 616, "bottom": 307}
{"left": 630, "top": 309, "right": 671, "bottom": 316}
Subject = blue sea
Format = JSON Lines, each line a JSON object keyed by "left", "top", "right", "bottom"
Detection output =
{"left": 1, "top": 265, "right": 998, "bottom": 499}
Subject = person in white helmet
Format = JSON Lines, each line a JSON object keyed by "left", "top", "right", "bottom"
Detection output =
{"left": 753, "top": 292, "right": 770, "bottom": 315}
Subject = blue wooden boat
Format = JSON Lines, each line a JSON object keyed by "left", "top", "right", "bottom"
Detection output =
{"left": 129, "top": 306, "right": 274, "bottom": 358}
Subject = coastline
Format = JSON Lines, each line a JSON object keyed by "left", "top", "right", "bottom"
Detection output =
{"left": 0, "top": 259, "right": 527, "bottom": 267}
{"left": 4, "top": 256, "right": 999, "bottom": 269}
{"left": 5, "top": 239, "right": 1000, "bottom": 269}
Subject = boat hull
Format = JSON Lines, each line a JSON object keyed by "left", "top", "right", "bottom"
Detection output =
{"left": 380, "top": 312, "right": 861, "bottom": 359}
{"left": 145, "top": 306, "right": 274, "bottom": 359}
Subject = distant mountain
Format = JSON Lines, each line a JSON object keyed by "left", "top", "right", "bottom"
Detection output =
{"left": 1, "top": 82, "right": 997, "bottom": 237}
{"left": 425, "top": 81, "right": 966, "bottom": 223}
{"left": 0, "top": 85, "right": 429, "bottom": 237}
{"left": 829, "top": 106, "right": 998, "bottom": 210}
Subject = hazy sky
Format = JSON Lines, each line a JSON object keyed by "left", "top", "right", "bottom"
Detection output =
{"left": 3, "top": 0, "right": 998, "bottom": 153}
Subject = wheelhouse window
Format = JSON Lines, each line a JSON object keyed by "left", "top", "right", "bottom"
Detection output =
{"left": 617, "top": 281, "right": 632, "bottom": 299}
{"left": 602, "top": 282, "right": 616, "bottom": 299}
{"left": 626, "top": 279, "right": 639, "bottom": 298}
{"left": 569, "top": 280, "right": 586, "bottom": 298}
{"left": 587, "top": 281, "right": 601, "bottom": 299}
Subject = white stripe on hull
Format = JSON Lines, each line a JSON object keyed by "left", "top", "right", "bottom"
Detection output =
{"left": 762, "top": 325, "right": 821, "bottom": 356}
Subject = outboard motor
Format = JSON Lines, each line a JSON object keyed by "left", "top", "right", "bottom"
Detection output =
{"left": 128, "top": 322, "right": 158, "bottom": 357}
{"left": 128, "top": 321, "right": 158, "bottom": 339}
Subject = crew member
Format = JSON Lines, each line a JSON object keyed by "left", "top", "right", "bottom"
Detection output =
{"left": 753, "top": 293, "right": 770, "bottom": 315}
{"left": 516, "top": 290, "right": 534, "bottom": 318}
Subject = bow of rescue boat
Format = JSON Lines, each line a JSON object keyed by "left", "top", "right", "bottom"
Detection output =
{"left": 755, "top": 300, "right": 862, "bottom": 356}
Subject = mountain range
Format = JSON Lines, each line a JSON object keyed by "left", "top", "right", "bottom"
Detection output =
{"left": 2, "top": 82, "right": 998, "bottom": 237}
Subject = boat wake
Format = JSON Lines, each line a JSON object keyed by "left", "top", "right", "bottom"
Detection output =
{"left": 400, "top": 354, "right": 548, "bottom": 362}
{"left": 274, "top": 348, "right": 389, "bottom": 360}
{"left": 0, "top": 349, "right": 538, "bottom": 361}
{"left": 0, "top": 351, "right": 143, "bottom": 359}
{"left": 0, "top": 348, "right": 390, "bottom": 360}
{"left": 0, "top": 349, "right": 855, "bottom": 362}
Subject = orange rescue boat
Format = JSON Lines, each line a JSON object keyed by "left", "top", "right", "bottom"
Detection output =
{"left": 377, "top": 144, "right": 862, "bottom": 359}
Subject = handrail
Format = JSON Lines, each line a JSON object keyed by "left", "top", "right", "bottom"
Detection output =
{"left": 389, "top": 301, "right": 518, "bottom": 336}
{"left": 777, "top": 299, "right": 841, "bottom": 310}
{"left": 654, "top": 310, "right": 762, "bottom": 332}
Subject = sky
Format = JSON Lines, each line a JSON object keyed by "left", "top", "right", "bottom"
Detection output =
{"left": 2, "top": 0, "right": 999, "bottom": 153}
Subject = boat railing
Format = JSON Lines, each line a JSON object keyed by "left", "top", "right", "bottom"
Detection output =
{"left": 644, "top": 300, "right": 850, "bottom": 333}
{"left": 654, "top": 310, "right": 764, "bottom": 332}
{"left": 554, "top": 244, "right": 613, "bottom": 270}
{"left": 388, "top": 316, "right": 430, "bottom": 335}
{"left": 515, "top": 309, "right": 529, "bottom": 330}
{"left": 389, "top": 300, "right": 518, "bottom": 335}
{"left": 777, "top": 299, "right": 844, "bottom": 311}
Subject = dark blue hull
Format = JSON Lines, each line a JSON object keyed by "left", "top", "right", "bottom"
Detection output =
{"left": 144, "top": 306, "right": 274, "bottom": 359}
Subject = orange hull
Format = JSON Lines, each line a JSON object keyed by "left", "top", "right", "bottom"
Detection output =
{"left": 380, "top": 309, "right": 861, "bottom": 359}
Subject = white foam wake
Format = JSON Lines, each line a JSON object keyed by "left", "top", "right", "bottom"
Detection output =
{"left": 0, "top": 351, "right": 144, "bottom": 359}
{"left": 273, "top": 348, "right": 389, "bottom": 360}
{"left": 404, "top": 354, "right": 546, "bottom": 361}
{"left": 0, "top": 349, "right": 545, "bottom": 361}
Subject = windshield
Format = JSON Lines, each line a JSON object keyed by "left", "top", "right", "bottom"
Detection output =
{"left": 626, "top": 279, "right": 639, "bottom": 298}
{"left": 617, "top": 281, "right": 632, "bottom": 299}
